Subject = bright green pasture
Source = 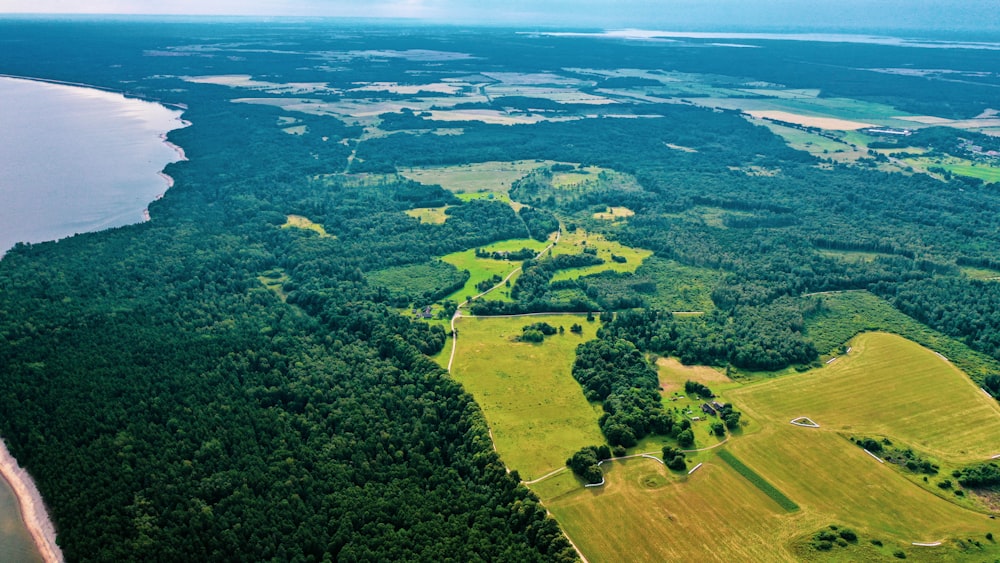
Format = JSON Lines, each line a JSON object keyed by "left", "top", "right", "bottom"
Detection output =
{"left": 904, "top": 155, "right": 1000, "bottom": 183}
{"left": 449, "top": 315, "right": 604, "bottom": 480}
{"left": 439, "top": 238, "right": 549, "bottom": 303}
{"left": 732, "top": 332, "right": 1000, "bottom": 465}
{"left": 724, "top": 422, "right": 998, "bottom": 559}
{"left": 549, "top": 229, "right": 652, "bottom": 282}
{"left": 940, "top": 162, "right": 1000, "bottom": 183}
{"left": 404, "top": 206, "right": 451, "bottom": 224}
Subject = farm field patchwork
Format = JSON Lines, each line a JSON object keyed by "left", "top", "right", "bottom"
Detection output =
{"left": 449, "top": 314, "right": 604, "bottom": 480}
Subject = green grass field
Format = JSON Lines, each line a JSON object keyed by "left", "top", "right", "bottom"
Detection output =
{"left": 532, "top": 330, "right": 1000, "bottom": 561}
{"left": 404, "top": 206, "right": 451, "bottom": 224}
{"left": 549, "top": 229, "right": 652, "bottom": 282}
{"left": 903, "top": 155, "right": 1000, "bottom": 184}
{"left": 535, "top": 457, "right": 806, "bottom": 562}
{"left": 732, "top": 332, "right": 1000, "bottom": 465}
{"left": 449, "top": 315, "right": 604, "bottom": 480}
{"left": 716, "top": 450, "right": 799, "bottom": 511}
{"left": 438, "top": 238, "right": 550, "bottom": 303}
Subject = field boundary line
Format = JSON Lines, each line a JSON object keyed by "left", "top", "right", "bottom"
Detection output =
{"left": 863, "top": 449, "right": 885, "bottom": 464}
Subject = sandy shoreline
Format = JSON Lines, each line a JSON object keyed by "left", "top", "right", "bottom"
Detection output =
{"left": 0, "top": 440, "right": 62, "bottom": 563}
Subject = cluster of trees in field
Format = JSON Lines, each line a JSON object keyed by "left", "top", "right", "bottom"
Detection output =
{"left": 571, "top": 338, "right": 676, "bottom": 447}
{"left": 518, "top": 207, "right": 560, "bottom": 242}
{"left": 518, "top": 322, "right": 560, "bottom": 343}
{"left": 566, "top": 445, "right": 612, "bottom": 484}
{"left": 955, "top": 462, "right": 1000, "bottom": 489}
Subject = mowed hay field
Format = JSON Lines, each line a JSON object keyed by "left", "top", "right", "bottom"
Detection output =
{"left": 535, "top": 458, "right": 806, "bottom": 562}
{"left": 656, "top": 357, "right": 732, "bottom": 395}
{"left": 731, "top": 332, "right": 1000, "bottom": 464}
{"left": 450, "top": 315, "right": 604, "bottom": 479}
{"left": 725, "top": 425, "right": 995, "bottom": 548}
{"left": 536, "top": 332, "right": 1000, "bottom": 561}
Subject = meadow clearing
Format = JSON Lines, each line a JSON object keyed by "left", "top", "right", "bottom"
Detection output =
{"left": 592, "top": 206, "right": 635, "bottom": 221}
{"left": 732, "top": 332, "right": 1000, "bottom": 464}
{"left": 438, "top": 237, "right": 550, "bottom": 303}
{"left": 398, "top": 160, "right": 555, "bottom": 195}
{"left": 281, "top": 214, "right": 332, "bottom": 237}
{"left": 449, "top": 314, "right": 605, "bottom": 480}
{"left": 549, "top": 228, "right": 652, "bottom": 282}
{"left": 404, "top": 205, "right": 451, "bottom": 224}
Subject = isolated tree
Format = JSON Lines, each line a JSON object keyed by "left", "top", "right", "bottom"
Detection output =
{"left": 711, "top": 421, "right": 726, "bottom": 437}
{"left": 677, "top": 429, "right": 694, "bottom": 448}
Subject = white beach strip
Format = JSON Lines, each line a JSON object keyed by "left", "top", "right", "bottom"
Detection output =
{"left": 0, "top": 439, "right": 63, "bottom": 563}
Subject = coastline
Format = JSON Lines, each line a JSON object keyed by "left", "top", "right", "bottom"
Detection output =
{"left": 0, "top": 440, "right": 62, "bottom": 563}
{"left": 0, "top": 75, "right": 190, "bottom": 559}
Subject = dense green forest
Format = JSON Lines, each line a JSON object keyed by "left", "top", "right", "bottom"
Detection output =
{"left": 1, "top": 17, "right": 999, "bottom": 561}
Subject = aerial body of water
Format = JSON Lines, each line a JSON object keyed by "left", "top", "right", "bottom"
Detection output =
{"left": 0, "top": 76, "right": 186, "bottom": 560}
{"left": 0, "top": 76, "right": 186, "bottom": 255}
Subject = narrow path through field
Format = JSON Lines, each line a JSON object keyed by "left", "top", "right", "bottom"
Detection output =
{"left": 447, "top": 231, "right": 559, "bottom": 373}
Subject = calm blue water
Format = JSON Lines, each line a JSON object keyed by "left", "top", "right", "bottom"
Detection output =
{"left": 0, "top": 76, "right": 186, "bottom": 255}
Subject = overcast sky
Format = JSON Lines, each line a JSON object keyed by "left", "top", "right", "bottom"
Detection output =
{"left": 2, "top": 1, "right": 998, "bottom": 34}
